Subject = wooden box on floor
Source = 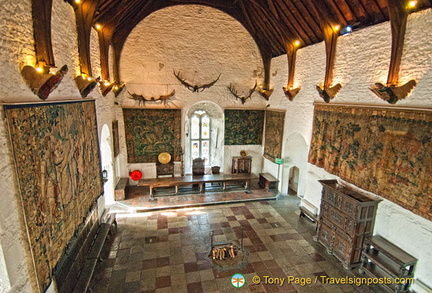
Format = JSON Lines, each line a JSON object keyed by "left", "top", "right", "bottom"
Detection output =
{"left": 315, "top": 179, "right": 381, "bottom": 269}
{"left": 115, "top": 178, "right": 128, "bottom": 201}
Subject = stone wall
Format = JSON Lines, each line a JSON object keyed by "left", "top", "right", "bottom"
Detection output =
{"left": 0, "top": 1, "right": 117, "bottom": 291}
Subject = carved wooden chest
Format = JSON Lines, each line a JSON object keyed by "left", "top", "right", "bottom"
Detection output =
{"left": 315, "top": 179, "right": 381, "bottom": 268}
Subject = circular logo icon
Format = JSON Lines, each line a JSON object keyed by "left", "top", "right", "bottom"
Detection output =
{"left": 231, "top": 273, "right": 246, "bottom": 288}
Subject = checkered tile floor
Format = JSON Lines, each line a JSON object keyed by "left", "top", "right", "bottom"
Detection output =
{"left": 90, "top": 195, "right": 379, "bottom": 292}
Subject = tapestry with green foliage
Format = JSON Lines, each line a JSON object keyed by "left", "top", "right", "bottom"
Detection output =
{"left": 5, "top": 101, "right": 103, "bottom": 292}
{"left": 224, "top": 110, "right": 264, "bottom": 145}
{"left": 264, "top": 110, "right": 285, "bottom": 162}
{"left": 308, "top": 104, "right": 432, "bottom": 221}
{"left": 123, "top": 108, "right": 182, "bottom": 163}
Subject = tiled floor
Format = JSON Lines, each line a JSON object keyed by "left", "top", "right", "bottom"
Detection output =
{"left": 91, "top": 187, "right": 380, "bottom": 293}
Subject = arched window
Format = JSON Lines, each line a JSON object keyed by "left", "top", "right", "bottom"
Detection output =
{"left": 190, "top": 110, "right": 210, "bottom": 165}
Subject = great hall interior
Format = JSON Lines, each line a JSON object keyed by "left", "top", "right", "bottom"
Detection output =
{"left": 0, "top": 1, "right": 431, "bottom": 292}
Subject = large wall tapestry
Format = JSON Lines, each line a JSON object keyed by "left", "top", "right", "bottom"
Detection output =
{"left": 123, "top": 109, "right": 182, "bottom": 163}
{"left": 308, "top": 104, "right": 432, "bottom": 221}
{"left": 264, "top": 110, "right": 285, "bottom": 162}
{"left": 4, "top": 101, "right": 103, "bottom": 292}
{"left": 224, "top": 109, "right": 264, "bottom": 145}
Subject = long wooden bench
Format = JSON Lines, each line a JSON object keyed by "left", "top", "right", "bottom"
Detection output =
{"left": 258, "top": 173, "right": 279, "bottom": 191}
{"left": 115, "top": 177, "right": 129, "bottom": 200}
{"left": 54, "top": 207, "right": 116, "bottom": 293}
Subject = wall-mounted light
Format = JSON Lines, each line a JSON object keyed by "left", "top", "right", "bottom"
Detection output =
{"left": 74, "top": 0, "right": 81, "bottom": 4}
{"left": 94, "top": 23, "right": 102, "bottom": 30}
{"left": 407, "top": 0, "right": 417, "bottom": 9}
{"left": 293, "top": 40, "right": 301, "bottom": 47}
{"left": 333, "top": 25, "right": 341, "bottom": 33}
{"left": 102, "top": 169, "right": 108, "bottom": 183}
{"left": 340, "top": 26, "right": 352, "bottom": 35}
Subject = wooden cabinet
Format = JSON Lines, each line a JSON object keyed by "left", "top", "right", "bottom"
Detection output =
{"left": 315, "top": 179, "right": 381, "bottom": 268}
{"left": 231, "top": 156, "right": 252, "bottom": 174}
{"left": 359, "top": 235, "right": 416, "bottom": 293}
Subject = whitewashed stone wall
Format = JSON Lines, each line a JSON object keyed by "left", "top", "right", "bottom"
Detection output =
{"left": 119, "top": 5, "right": 266, "bottom": 181}
{"left": 0, "top": 0, "right": 117, "bottom": 291}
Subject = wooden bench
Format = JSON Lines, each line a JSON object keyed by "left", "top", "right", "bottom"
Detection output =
{"left": 258, "top": 173, "right": 279, "bottom": 191}
{"left": 115, "top": 177, "right": 129, "bottom": 200}
{"left": 54, "top": 207, "right": 116, "bottom": 293}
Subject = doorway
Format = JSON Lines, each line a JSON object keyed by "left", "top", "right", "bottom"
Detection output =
{"left": 288, "top": 166, "right": 300, "bottom": 195}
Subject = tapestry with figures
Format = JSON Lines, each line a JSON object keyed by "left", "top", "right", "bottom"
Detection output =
{"left": 4, "top": 101, "right": 103, "bottom": 292}
{"left": 224, "top": 109, "right": 264, "bottom": 145}
{"left": 263, "top": 110, "right": 285, "bottom": 162}
{"left": 308, "top": 104, "right": 432, "bottom": 221}
{"left": 123, "top": 108, "right": 182, "bottom": 163}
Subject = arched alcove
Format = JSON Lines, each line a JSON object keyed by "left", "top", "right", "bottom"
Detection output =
{"left": 185, "top": 101, "right": 224, "bottom": 174}
{"left": 281, "top": 132, "right": 309, "bottom": 196}
{"left": 100, "top": 124, "right": 115, "bottom": 204}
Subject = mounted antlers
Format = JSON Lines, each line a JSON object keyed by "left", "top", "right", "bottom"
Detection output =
{"left": 127, "top": 90, "right": 175, "bottom": 106}
{"left": 173, "top": 70, "right": 220, "bottom": 92}
{"left": 228, "top": 82, "right": 257, "bottom": 105}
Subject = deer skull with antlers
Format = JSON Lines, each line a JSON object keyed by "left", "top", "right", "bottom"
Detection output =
{"left": 227, "top": 82, "right": 257, "bottom": 105}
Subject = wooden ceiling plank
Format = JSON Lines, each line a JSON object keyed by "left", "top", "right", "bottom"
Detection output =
{"left": 323, "top": 0, "right": 350, "bottom": 26}
{"left": 344, "top": 0, "right": 368, "bottom": 22}
{"left": 286, "top": 0, "right": 323, "bottom": 43}
{"left": 273, "top": 0, "right": 315, "bottom": 44}
{"left": 331, "top": 0, "right": 356, "bottom": 24}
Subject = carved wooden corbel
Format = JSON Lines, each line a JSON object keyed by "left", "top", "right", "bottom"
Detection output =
{"left": 97, "top": 25, "right": 116, "bottom": 96}
{"left": 75, "top": 75, "right": 100, "bottom": 98}
{"left": 316, "top": 25, "right": 342, "bottom": 103}
{"left": 31, "top": 0, "right": 55, "bottom": 68}
{"left": 311, "top": 1, "right": 342, "bottom": 103}
{"left": 283, "top": 41, "right": 301, "bottom": 101}
{"left": 22, "top": 65, "right": 68, "bottom": 100}
{"left": 112, "top": 83, "right": 126, "bottom": 97}
{"left": 257, "top": 54, "right": 274, "bottom": 100}
{"left": 370, "top": 0, "right": 417, "bottom": 104}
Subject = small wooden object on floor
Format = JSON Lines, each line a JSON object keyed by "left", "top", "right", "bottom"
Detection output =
{"left": 114, "top": 178, "right": 128, "bottom": 201}
{"left": 258, "top": 173, "right": 278, "bottom": 191}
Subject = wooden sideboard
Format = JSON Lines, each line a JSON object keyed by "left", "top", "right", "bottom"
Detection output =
{"left": 231, "top": 156, "right": 252, "bottom": 174}
{"left": 315, "top": 179, "right": 381, "bottom": 269}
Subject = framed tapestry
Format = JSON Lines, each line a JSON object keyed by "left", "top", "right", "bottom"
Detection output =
{"left": 224, "top": 109, "right": 265, "bottom": 145}
{"left": 264, "top": 110, "right": 285, "bottom": 162}
{"left": 308, "top": 104, "right": 432, "bottom": 221}
{"left": 4, "top": 101, "right": 103, "bottom": 292}
{"left": 112, "top": 120, "right": 120, "bottom": 157}
{"left": 123, "top": 108, "right": 182, "bottom": 163}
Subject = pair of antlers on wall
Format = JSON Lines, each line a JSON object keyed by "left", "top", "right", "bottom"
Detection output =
{"left": 174, "top": 70, "right": 263, "bottom": 105}
{"left": 127, "top": 90, "right": 175, "bottom": 106}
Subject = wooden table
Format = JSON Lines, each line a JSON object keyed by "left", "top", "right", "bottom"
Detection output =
{"left": 137, "top": 173, "right": 258, "bottom": 197}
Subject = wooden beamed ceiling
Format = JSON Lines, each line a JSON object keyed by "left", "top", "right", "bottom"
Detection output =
{"left": 85, "top": 0, "right": 431, "bottom": 58}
